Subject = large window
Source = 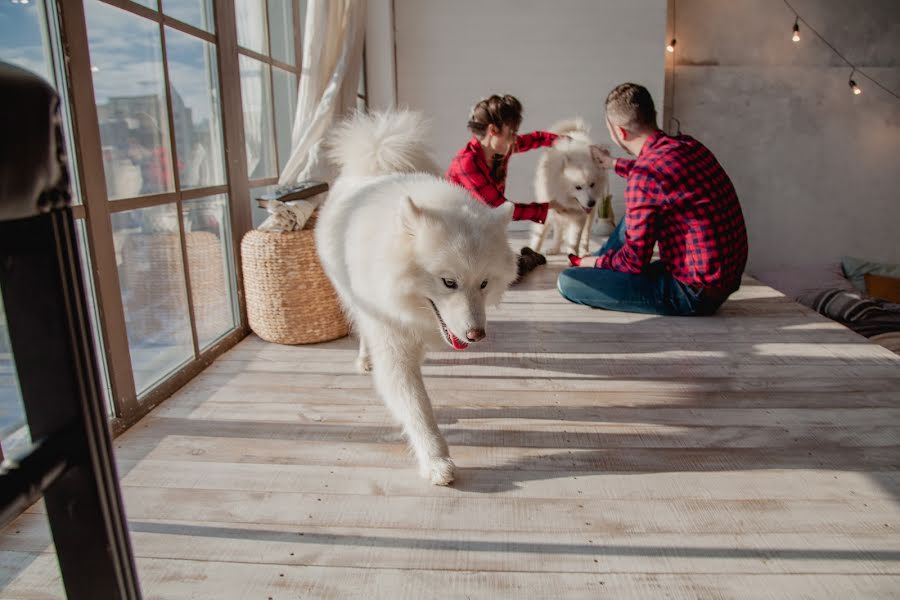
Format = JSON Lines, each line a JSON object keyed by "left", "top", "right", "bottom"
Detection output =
{"left": 0, "top": 0, "right": 306, "bottom": 442}
{"left": 234, "top": 0, "right": 303, "bottom": 226}
{"left": 83, "top": 0, "right": 239, "bottom": 394}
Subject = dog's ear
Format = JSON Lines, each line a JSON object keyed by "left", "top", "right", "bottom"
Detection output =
{"left": 403, "top": 196, "right": 422, "bottom": 219}
{"left": 401, "top": 196, "right": 434, "bottom": 235}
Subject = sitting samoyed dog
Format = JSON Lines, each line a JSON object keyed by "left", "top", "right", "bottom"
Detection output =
{"left": 530, "top": 119, "right": 611, "bottom": 256}
{"left": 316, "top": 111, "right": 518, "bottom": 485}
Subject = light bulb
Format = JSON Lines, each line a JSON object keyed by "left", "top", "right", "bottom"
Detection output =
{"left": 850, "top": 80, "right": 862, "bottom": 95}
{"left": 666, "top": 39, "right": 676, "bottom": 53}
{"left": 792, "top": 20, "right": 800, "bottom": 42}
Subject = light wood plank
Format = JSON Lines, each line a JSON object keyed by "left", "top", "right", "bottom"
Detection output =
{"left": 4, "top": 514, "right": 899, "bottom": 576}
{"left": 2, "top": 553, "right": 900, "bottom": 599}
{"left": 112, "top": 461, "right": 900, "bottom": 502}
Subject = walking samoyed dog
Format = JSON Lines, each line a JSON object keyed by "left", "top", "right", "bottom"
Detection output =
{"left": 529, "top": 119, "right": 611, "bottom": 256}
{"left": 316, "top": 111, "right": 518, "bottom": 485}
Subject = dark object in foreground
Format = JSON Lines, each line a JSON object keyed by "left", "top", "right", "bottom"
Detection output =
{"left": 514, "top": 246, "right": 547, "bottom": 283}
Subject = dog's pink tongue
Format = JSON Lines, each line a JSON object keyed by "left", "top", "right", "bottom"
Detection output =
{"left": 450, "top": 333, "right": 469, "bottom": 350}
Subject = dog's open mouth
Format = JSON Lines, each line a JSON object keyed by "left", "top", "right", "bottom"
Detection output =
{"left": 427, "top": 300, "right": 469, "bottom": 350}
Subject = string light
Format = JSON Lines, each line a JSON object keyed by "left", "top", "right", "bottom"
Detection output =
{"left": 849, "top": 70, "right": 862, "bottom": 95}
{"left": 666, "top": 39, "right": 676, "bottom": 53}
{"left": 784, "top": 0, "right": 900, "bottom": 102}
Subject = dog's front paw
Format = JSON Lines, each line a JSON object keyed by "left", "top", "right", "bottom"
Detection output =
{"left": 421, "top": 456, "right": 455, "bottom": 486}
{"left": 355, "top": 355, "right": 372, "bottom": 373}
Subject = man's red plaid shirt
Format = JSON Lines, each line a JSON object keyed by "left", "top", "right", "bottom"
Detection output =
{"left": 598, "top": 131, "right": 748, "bottom": 292}
{"left": 445, "top": 132, "right": 557, "bottom": 223}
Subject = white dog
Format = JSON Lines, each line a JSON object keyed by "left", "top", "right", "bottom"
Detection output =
{"left": 316, "top": 111, "right": 518, "bottom": 485}
{"left": 530, "top": 119, "right": 612, "bottom": 256}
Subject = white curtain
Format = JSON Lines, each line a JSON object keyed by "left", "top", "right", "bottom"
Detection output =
{"left": 278, "top": 0, "right": 367, "bottom": 186}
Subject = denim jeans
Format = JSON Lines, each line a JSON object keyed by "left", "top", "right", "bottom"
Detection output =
{"left": 556, "top": 218, "right": 726, "bottom": 316}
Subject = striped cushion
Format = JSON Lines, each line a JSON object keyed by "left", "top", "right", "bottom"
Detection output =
{"left": 807, "top": 288, "right": 900, "bottom": 339}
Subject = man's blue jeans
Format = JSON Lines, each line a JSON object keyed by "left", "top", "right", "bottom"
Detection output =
{"left": 556, "top": 218, "right": 726, "bottom": 316}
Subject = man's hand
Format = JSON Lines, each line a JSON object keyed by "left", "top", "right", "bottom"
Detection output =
{"left": 590, "top": 145, "right": 615, "bottom": 170}
{"left": 568, "top": 254, "right": 599, "bottom": 267}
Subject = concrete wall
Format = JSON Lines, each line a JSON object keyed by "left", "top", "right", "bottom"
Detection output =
{"left": 670, "top": 0, "right": 900, "bottom": 273}
{"left": 389, "top": 0, "right": 668, "bottom": 227}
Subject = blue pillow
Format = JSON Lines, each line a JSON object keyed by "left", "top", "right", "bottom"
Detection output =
{"left": 841, "top": 256, "right": 900, "bottom": 293}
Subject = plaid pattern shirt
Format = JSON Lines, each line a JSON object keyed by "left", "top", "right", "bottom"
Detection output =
{"left": 446, "top": 132, "right": 558, "bottom": 223}
{"left": 598, "top": 131, "right": 748, "bottom": 292}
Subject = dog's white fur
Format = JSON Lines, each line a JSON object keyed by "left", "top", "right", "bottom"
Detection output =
{"left": 530, "top": 119, "right": 611, "bottom": 256}
{"left": 316, "top": 110, "right": 518, "bottom": 485}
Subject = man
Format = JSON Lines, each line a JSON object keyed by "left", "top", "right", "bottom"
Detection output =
{"left": 558, "top": 83, "right": 748, "bottom": 316}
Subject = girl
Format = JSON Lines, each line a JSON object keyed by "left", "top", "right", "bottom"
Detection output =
{"left": 446, "top": 94, "right": 562, "bottom": 280}
{"left": 446, "top": 94, "right": 560, "bottom": 222}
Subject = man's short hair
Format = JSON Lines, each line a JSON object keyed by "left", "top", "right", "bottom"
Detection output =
{"left": 605, "top": 83, "right": 657, "bottom": 131}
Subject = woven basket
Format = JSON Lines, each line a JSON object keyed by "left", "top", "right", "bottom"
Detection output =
{"left": 241, "top": 212, "right": 349, "bottom": 344}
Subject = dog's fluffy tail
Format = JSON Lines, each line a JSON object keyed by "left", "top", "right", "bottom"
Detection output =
{"left": 549, "top": 117, "right": 590, "bottom": 137}
{"left": 328, "top": 110, "right": 441, "bottom": 177}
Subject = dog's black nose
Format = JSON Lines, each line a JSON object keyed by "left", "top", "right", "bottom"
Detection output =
{"left": 466, "top": 328, "right": 486, "bottom": 342}
{"left": 587, "top": 199, "right": 596, "bottom": 208}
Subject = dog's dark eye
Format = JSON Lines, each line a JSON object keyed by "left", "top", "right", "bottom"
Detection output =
{"left": 442, "top": 278, "right": 457, "bottom": 289}
{"left": 590, "top": 182, "right": 595, "bottom": 188}
{"left": 575, "top": 185, "right": 582, "bottom": 190}
{"left": 480, "top": 280, "right": 488, "bottom": 289}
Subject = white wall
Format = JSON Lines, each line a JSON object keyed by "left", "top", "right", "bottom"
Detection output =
{"left": 364, "top": 0, "right": 396, "bottom": 109}
{"left": 383, "top": 0, "right": 668, "bottom": 226}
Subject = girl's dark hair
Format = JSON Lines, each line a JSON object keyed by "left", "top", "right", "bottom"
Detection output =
{"left": 467, "top": 94, "right": 523, "bottom": 139}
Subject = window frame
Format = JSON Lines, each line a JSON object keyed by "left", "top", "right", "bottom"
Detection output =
{"left": 236, "top": 0, "right": 303, "bottom": 194}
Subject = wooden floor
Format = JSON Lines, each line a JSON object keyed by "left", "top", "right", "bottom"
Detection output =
{"left": 2, "top": 251, "right": 900, "bottom": 599}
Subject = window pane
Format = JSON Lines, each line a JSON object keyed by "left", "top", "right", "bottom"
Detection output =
{"left": 0, "top": 0, "right": 53, "bottom": 83}
{"left": 0, "top": 294, "right": 29, "bottom": 459}
{"left": 86, "top": 0, "right": 175, "bottom": 200}
{"left": 268, "top": 0, "right": 294, "bottom": 66}
{"left": 250, "top": 183, "right": 277, "bottom": 228}
{"left": 240, "top": 55, "right": 277, "bottom": 180}
{"left": 183, "top": 195, "right": 239, "bottom": 349}
{"left": 163, "top": 0, "right": 215, "bottom": 33}
{"left": 0, "top": 0, "right": 82, "bottom": 207}
{"left": 235, "top": 0, "right": 268, "bottom": 55}
{"left": 113, "top": 204, "right": 194, "bottom": 395}
{"left": 134, "top": 0, "right": 159, "bottom": 9}
{"left": 165, "top": 27, "right": 227, "bottom": 189}
{"left": 76, "top": 220, "right": 115, "bottom": 418}
{"left": 272, "top": 67, "right": 297, "bottom": 173}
